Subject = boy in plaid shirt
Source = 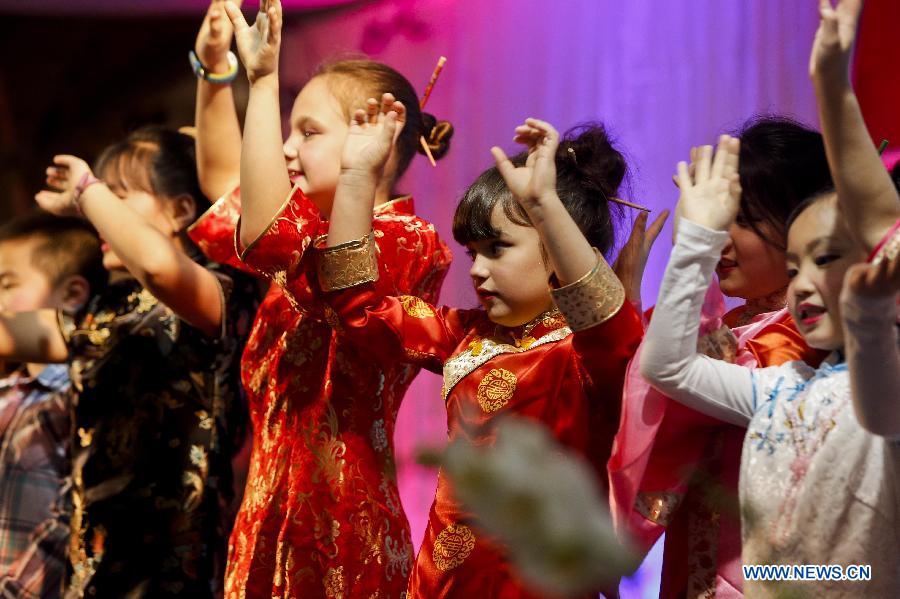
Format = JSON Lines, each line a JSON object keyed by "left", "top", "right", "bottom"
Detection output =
{"left": 0, "top": 212, "right": 104, "bottom": 598}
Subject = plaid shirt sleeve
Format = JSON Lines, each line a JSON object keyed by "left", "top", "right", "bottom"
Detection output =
{"left": 0, "top": 366, "right": 72, "bottom": 599}
{"left": 0, "top": 480, "right": 70, "bottom": 599}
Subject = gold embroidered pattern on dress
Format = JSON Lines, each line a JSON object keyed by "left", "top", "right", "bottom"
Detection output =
{"left": 550, "top": 251, "right": 625, "bottom": 331}
{"left": 432, "top": 524, "right": 476, "bottom": 571}
{"left": 77, "top": 427, "right": 94, "bottom": 448}
{"left": 187, "top": 187, "right": 241, "bottom": 235}
{"left": 399, "top": 295, "right": 434, "bottom": 319}
{"left": 635, "top": 491, "right": 683, "bottom": 525}
{"left": 316, "top": 232, "right": 380, "bottom": 291}
{"left": 441, "top": 328, "right": 570, "bottom": 401}
{"left": 403, "top": 347, "right": 435, "bottom": 362}
{"left": 476, "top": 368, "right": 517, "bottom": 412}
{"left": 323, "top": 565, "right": 345, "bottom": 598}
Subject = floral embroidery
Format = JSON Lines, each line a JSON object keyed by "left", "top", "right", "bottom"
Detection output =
{"left": 192, "top": 189, "right": 451, "bottom": 599}
{"left": 62, "top": 254, "right": 256, "bottom": 596}
{"left": 323, "top": 566, "right": 345, "bottom": 598}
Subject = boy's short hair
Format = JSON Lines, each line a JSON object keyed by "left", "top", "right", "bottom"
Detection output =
{"left": 0, "top": 210, "right": 107, "bottom": 295}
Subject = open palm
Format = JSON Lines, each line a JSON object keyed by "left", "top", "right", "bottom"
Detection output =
{"left": 341, "top": 96, "right": 403, "bottom": 175}
{"left": 195, "top": 0, "right": 243, "bottom": 68}
{"left": 810, "top": 0, "right": 863, "bottom": 77}
{"left": 492, "top": 119, "right": 560, "bottom": 210}
{"left": 224, "top": 0, "right": 281, "bottom": 83}
{"left": 674, "top": 136, "right": 741, "bottom": 233}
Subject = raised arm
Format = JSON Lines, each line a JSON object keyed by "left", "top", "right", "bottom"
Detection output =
{"left": 840, "top": 251, "right": 900, "bottom": 437}
{"left": 36, "top": 157, "right": 225, "bottom": 338}
{"left": 639, "top": 137, "right": 757, "bottom": 426}
{"left": 810, "top": 0, "right": 900, "bottom": 249}
{"left": 326, "top": 94, "right": 403, "bottom": 247}
{"left": 0, "top": 310, "right": 67, "bottom": 364}
{"left": 223, "top": 0, "right": 292, "bottom": 248}
{"left": 491, "top": 119, "right": 597, "bottom": 285}
{"left": 195, "top": 0, "right": 244, "bottom": 201}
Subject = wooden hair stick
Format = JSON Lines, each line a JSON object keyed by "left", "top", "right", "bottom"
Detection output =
{"left": 418, "top": 56, "right": 447, "bottom": 167}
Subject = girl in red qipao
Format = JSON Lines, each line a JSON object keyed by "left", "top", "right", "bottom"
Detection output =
{"left": 187, "top": 1, "right": 454, "bottom": 597}
{"left": 609, "top": 119, "right": 835, "bottom": 598}
{"left": 318, "top": 110, "right": 644, "bottom": 598}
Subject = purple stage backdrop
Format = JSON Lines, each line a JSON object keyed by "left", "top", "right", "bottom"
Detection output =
{"left": 266, "top": 1, "right": 824, "bottom": 596}
{"left": 0, "top": 0, "right": 822, "bottom": 595}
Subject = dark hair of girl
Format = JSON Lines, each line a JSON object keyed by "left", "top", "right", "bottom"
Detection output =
{"left": 316, "top": 59, "right": 454, "bottom": 180}
{"left": 453, "top": 123, "right": 626, "bottom": 258}
{"left": 93, "top": 126, "right": 210, "bottom": 219}
{"left": 734, "top": 116, "right": 833, "bottom": 249}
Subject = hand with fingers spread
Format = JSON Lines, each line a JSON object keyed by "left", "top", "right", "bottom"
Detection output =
{"left": 810, "top": 0, "right": 863, "bottom": 82}
{"left": 223, "top": 0, "right": 282, "bottom": 84}
{"left": 492, "top": 118, "right": 561, "bottom": 213}
{"left": 341, "top": 94, "right": 405, "bottom": 178}
{"left": 490, "top": 118, "right": 600, "bottom": 285}
{"left": 613, "top": 209, "right": 670, "bottom": 303}
{"left": 35, "top": 155, "right": 95, "bottom": 217}
{"left": 196, "top": 0, "right": 243, "bottom": 71}
{"left": 842, "top": 255, "right": 900, "bottom": 301}
{"left": 675, "top": 135, "right": 741, "bottom": 233}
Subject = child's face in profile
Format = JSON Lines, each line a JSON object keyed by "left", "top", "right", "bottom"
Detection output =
{"left": 283, "top": 76, "right": 350, "bottom": 215}
{"left": 0, "top": 237, "right": 61, "bottom": 312}
{"left": 466, "top": 204, "right": 554, "bottom": 328}
{"left": 786, "top": 194, "right": 867, "bottom": 351}
{"left": 717, "top": 220, "right": 789, "bottom": 301}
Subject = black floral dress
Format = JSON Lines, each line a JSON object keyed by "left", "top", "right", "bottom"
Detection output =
{"left": 59, "top": 257, "right": 255, "bottom": 599}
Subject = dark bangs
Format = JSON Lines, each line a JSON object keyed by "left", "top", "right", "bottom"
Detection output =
{"left": 452, "top": 153, "right": 531, "bottom": 245}
{"left": 94, "top": 138, "right": 158, "bottom": 196}
{"left": 92, "top": 127, "right": 210, "bottom": 214}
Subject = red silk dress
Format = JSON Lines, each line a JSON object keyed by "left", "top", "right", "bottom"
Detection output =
{"left": 188, "top": 187, "right": 452, "bottom": 599}
{"left": 609, "top": 286, "right": 826, "bottom": 599}
{"left": 317, "top": 240, "right": 643, "bottom": 599}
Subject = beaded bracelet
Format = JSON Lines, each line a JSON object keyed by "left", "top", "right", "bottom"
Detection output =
{"left": 189, "top": 50, "right": 239, "bottom": 84}
{"left": 73, "top": 172, "right": 102, "bottom": 215}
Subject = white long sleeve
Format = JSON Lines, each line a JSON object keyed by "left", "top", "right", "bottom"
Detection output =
{"left": 639, "top": 220, "right": 756, "bottom": 427}
{"left": 841, "top": 290, "right": 900, "bottom": 438}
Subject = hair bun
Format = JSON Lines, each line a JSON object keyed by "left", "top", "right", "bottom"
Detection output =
{"left": 557, "top": 123, "right": 627, "bottom": 203}
{"left": 418, "top": 112, "right": 454, "bottom": 161}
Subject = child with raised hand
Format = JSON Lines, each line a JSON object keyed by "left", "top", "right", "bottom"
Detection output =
{"left": 0, "top": 212, "right": 104, "bottom": 598}
{"left": 640, "top": 130, "right": 900, "bottom": 596}
{"left": 611, "top": 117, "right": 834, "bottom": 598}
{"left": 0, "top": 127, "right": 255, "bottom": 598}
{"left": 189, "top": 1, "right": 454, "bottom": 597}
{"left": 318, "top": 111, "right": 643, "bottom": 598}
{"left": 810, "top": 0, "right": 900, "bottom": 437}
{"left": 193, "top": 0, "right": 244, "bottom": 203}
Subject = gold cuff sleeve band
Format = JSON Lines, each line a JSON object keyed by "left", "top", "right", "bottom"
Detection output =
{"left": 316, "top": 232, "right": 379, "bottom": 292}
{"left": 550, "top": 250, "right": 625, "bottom": 331}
